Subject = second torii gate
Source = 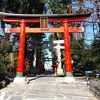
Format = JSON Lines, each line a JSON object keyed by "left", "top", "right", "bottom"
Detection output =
{"left": 53, "top": 40, "right": 65, "bottom": 76}
{"left": 0, "top": 12, "right": 90, "bottom": 83}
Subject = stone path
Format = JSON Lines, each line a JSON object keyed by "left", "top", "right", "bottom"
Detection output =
{"left": 0, "top": 75, "right": 98, "bottom": 100}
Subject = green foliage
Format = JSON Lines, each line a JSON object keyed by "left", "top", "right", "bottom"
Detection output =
{"left": 46, "top": 0, "right": 72, "bottom": 14}
{"left": 91, "top": 39, "right": 100, "bottom": 70}
{"left": 48, "top": 34, "right": 57, "bottom": 59}
{"left": 0, "top": 39, "right": 16, "bottom": 77}
{"left": 0, "top": 0, "right": 45, "bottom": 14}
{"left": 79, "top": 37, "right": 100, "bottom": 71}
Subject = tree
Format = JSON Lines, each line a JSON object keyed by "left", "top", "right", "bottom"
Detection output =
{"left": 83, "top": 0, "right": 100, "bottom": 71}
{"left": 0, "top": 0, "right": 46, "bottom": 77}
{"left": 45, "top": 0, "right": 72, "bottom": 14}
{"left": 91, "top": 35, "right": 100, "bottom": 70}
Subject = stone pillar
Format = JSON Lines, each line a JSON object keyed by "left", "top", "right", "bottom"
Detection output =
{"left": 56, "top": 44, "right": 64, "bottom": 76}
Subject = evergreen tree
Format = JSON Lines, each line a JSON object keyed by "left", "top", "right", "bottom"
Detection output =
{"left": 0, "top": 0, "right": 46, "bottom": 77}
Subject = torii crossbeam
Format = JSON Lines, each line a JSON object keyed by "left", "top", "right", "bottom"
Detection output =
{"left": 0, "top": 12, "right": 91, "bottom": 83}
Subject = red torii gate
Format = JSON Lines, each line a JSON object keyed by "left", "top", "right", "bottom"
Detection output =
{"left": 0, "top": 12, "right": 90, "bottom": 83}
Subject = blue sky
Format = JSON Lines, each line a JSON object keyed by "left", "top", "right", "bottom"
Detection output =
{"left": 85, "top": 26, "right": 94, "bottom": 44}
{"left": 0, "top": 21, "right": 11, "bottom": 36}
{"left": 44, "top": 24, "right": 52, "bottom": 41}
{"left": 0, "top": 20, "right": 4, "bottom": 36}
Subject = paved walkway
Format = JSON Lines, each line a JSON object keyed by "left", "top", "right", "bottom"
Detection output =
{"left": 0, "top": 73, "right": 98, "bottom": 100}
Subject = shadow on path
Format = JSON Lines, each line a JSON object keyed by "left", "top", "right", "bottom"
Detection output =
{"left": 28, "top": 70, "right": 54, "bottom": 83}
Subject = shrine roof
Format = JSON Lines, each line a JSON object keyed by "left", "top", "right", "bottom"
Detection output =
{"left": 0, "top": 12, "right": 91, "bottom": 19}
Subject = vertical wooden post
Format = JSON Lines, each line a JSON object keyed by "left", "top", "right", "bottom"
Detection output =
{"left": 64, "top": 20, "right": 73, "bottom": 76}
{"left": 16, "top": 19, "right": 26, "bottom": 77}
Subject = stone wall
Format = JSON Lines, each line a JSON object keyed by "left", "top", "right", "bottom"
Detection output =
{"left": 89, "top": 80, "right": 100, "bottom": 99}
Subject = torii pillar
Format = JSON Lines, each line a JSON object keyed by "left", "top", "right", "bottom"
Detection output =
{"left": 64, "top": 20, "right": 75, "bottom": 83}
{"left": 13, "top": 19, "right": 27, "bottom": 83}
